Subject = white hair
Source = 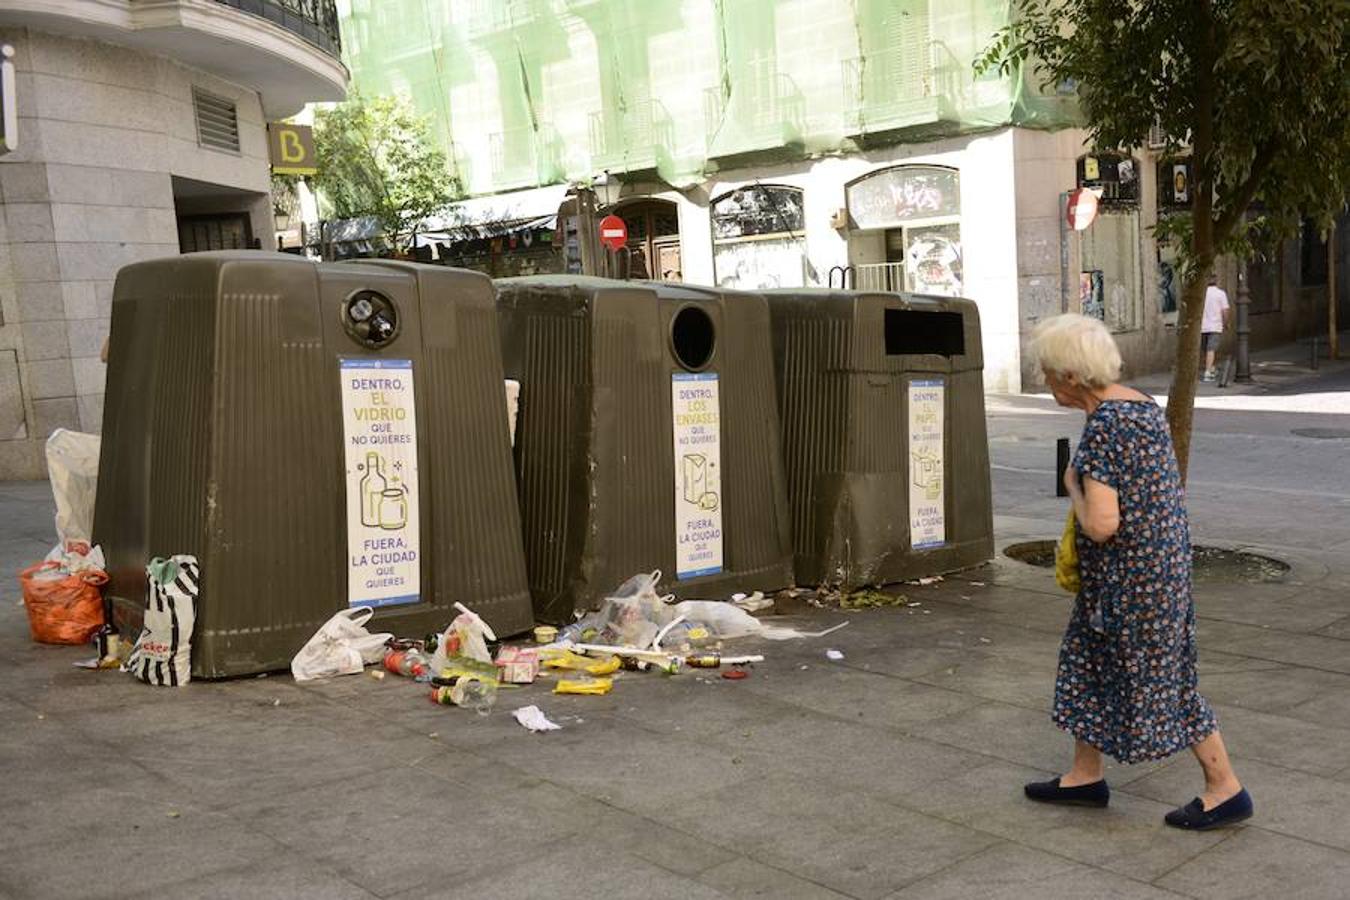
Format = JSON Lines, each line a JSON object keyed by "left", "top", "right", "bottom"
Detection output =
{"left": 1029, "top": 314, "right": 1122, "bottom": 388}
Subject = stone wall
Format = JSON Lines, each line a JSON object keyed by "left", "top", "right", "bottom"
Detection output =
{"left": 0, "top": 26, "right": 271, "bottom": 479}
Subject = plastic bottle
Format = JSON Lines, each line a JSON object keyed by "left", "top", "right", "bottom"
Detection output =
{"left": 384, "top": 648, "right": 430, "bottom": 680}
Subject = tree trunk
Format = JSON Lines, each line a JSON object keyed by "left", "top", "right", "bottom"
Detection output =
{"left": 1166, "top": 273, "right": 1209, "bottom": 481}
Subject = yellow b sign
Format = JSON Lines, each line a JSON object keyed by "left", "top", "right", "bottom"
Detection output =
{"left": 268, "top": 123, "right": 317, "bottom": 176}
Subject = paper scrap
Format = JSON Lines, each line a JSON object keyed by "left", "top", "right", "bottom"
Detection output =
{"left": 826, "top": 649, "right": 845, "bottom": 661}
{"left": 513, "top": 705, "right": 563, "bottom": 732}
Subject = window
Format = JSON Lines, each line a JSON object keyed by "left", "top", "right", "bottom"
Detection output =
{"left": 193, "top": 88, "right": 240, "bottom": 154}
{"left": 846, "top": 166, "right": 963, "bottom": 297}
{"left": 711, "top": 185, "right": 807, "bottom": 290}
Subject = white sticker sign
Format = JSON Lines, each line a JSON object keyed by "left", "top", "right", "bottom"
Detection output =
{"left": 341, "top": 359, "right": 420, "bottom": 608}
{"left": 672, "top": 372, "right": 723, "bottom": 579}
{"left": 908, "top": 378, "right": 946, "bottom": 550}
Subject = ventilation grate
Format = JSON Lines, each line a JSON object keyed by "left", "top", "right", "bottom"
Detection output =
{"left": 193, "top": 88, "right": 240, "bottom": 153}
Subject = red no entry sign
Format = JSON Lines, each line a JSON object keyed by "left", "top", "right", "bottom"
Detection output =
{"left": 1065, "top": 188, "right": 1099, "bottom": 232}
{"left": 598, "top": 214, "right": 627, "bottom": 251}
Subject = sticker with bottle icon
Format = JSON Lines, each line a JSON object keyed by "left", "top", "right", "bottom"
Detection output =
{"left": 341, "top": 359, "right": 420, "bottom": 608}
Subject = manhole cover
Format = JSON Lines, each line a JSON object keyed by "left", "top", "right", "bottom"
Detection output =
{"left": 1003, "top": 541, "right": 1290, "bottom": 583}
{"left": 1291, "top": 428, "right": 1350, "bottom": 439}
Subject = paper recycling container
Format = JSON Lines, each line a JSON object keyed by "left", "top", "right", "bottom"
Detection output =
{"left": 496, "top": 276, "right": 795, "bottom": 622}
{"left": 94, "top": 252, "right": 534, "bottom": 677}
{"left": 765, "top": 289, "right": 993, "bottom": 588}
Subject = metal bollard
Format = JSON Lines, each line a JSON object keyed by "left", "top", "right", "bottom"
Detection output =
{"left": 1056, "top": 438, "right": 1070, "bottom": 497}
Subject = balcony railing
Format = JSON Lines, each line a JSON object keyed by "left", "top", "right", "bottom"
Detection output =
{"left": 703, "top": 69, "right": 805, "bottom": 157}
{"left": 853, "top": 262, "right": 908, "bottom": 293}
{"left": 488, "top": 123, "right": 563, "bottom": 189}
{"left": 588, "top": 99, "right": 672, "bottom": 171}
{"left": 465, "top": 0, "right": 541, "bottom": 36}
{"left": 212, "top": 0, "right": 342, "bottom": 56}
{"left": 841, "top": 41, "right": 967, "bottom": 134}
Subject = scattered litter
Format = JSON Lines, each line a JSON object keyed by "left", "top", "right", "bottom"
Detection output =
{"left": 906, "top": 601, "right": 922, "bottom": 608}
{"left": 971, "top": 581, "right": 987, "bottom": 587}
{"left": 541, "top": 649, "right": 622, "bottom": 676}
{"left": 272, "top": 699, "right": 281, "bottom": 707}
{"left": 732, "top": 591, "right": 773, "bottom": 613}
{"left": 256, "top": 673, "right": 268, "bottom": 679}
{"left": 291, "top": 607, "right": 392, "bottom": 683}
{"left": 533, "top": 625, "right": 558, "bottom": 644}
{"left": 495, "top": 646, "right": 540, "bottom": 684}
{"left": 840, "top": 589, "right": 908, "bottom": 609}
{"left": 826, "top": 649, "right": 845, "bottom": 661}
{"left": 959, "top": 595, "right": 972, "bottom": 601}
{"left": 554, "top": 676, "right": 613, "bottom": 696}
{"left": 367, "top": 669, "right": 386, "bottom": 681}
{"left": 722, "top": 669, "right": 749, "bottom": 680}
{"left": 167, "top": 810, "right": 180, "bottom": 819}
{"left": 126, "top": 555, "right": 199, "bottom": 687}
{"left": 513, "top": 705, "right": 562, "bottom": 732}
{"left": 978, "top": 637, "right": 992, "bottom": 644}
{"left": 908, "top": 576, "right": 944, "bottom": 586}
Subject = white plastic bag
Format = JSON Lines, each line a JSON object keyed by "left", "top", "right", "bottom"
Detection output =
{"left": 126, "top": 555, "right": 199, "bottom": 686}
{"left": 504, "top": 380, "right": 521, "bottom": 446}
{"left": 428, "top": 602, "right": 496, "bottom": 675}
{"left": 291, "top": 607, "right": 393, "bottom": 683}
{"left": 46, "top": 429, "right": 101, "bottom": 546}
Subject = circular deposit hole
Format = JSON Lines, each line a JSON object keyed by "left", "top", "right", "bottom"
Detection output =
{"left": 1004, "top": 541, "right": 1290, "bottom": 584}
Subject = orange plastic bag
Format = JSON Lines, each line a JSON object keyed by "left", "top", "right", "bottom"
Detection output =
{"left": 19, "top": 561, "right": 107, "bottom": 644}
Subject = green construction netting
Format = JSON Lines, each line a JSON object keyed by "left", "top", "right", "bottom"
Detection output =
{"left": 336, "top": 0, "right": 1076, "bottom": 194}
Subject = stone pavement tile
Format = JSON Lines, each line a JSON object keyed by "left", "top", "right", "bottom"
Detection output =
{"left": 1283, "top": 688, "right": 1350, "bottom": 738}
{"left": 107, "top": 712, "right": 444, "bottom": 813}
{"left": 1206, "top": 703, "right": 1350, "bottom": 777}
{"left": 1220, "top": 629, "right": 1350, "bottom": 675}
{"left": 436, "top": 715, "right": 767, "bottom": 819}
{"left": 882, "top": 842, "right": 1189, "bottom": 900}
{"left": 710, "top": 713, "right": 990, "bottom": 807}
{"left": 1317, "top": 615, "right": 1350, "bottom": 639}
{"left": 1194, "top": 649, "right": 1286, "bottom": 677}
{"left": 421, "top": 843, "right": 730, "bottom": 900}
{"left": 1155, "top": 827, "right": 1350, "bottom": 900}
{"left": 1198, "top": 665, "right": 1350, "bottom": 715}
{"left": 151, "top": 858, "right": 379, "bottom": 900}
{"left": 0, "top": 811, "right": 281, "bottom": 900}
{"left": 698, "top": 857, "right": 855, "bottom": 899}
{"left": 739, "top": 665, "right": 985, "bottom": 729}
{"left": 664, "top": 774, "right": 1000, "bottom": 900}
{"left": 226, "top": 764, "right": 579, "bottom": 898}
{"left": 911, "top": 652, "right": 1057, "bottom": 712}
{"left": 897, "top": 759, "right": 1227, "bottom": 882}
{"left": 1124, "top": 757, "right": 1350, "bottom": 852}
{"left": 1194, "top": 589, "right": 1350, "bottom": 634}
{"left": 908, "top": 701, "right": 1073, "bottom": 776}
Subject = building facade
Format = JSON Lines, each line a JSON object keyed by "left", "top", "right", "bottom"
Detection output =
{"left": 338, "top": 0, "right": 1343, "bottom": 394}
{"left": 0, "top": 0, "right": 348, "bottom": 479}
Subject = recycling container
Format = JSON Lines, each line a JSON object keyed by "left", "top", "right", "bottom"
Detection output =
{"left": 496, "top": 276, "right": 795, "bottom": 621}
{"left": 765, "top": 289, "right": 993, "bottom": 588}
{"left": 94, "top": 252, "right": 534, "bottom": 677}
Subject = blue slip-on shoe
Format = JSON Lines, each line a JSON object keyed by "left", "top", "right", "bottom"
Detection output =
{"left": 1024, "top": 777, "right": 1110, "bottom": 808}
{"left": 1164, "top": 788, "right": 1254, "bottom": 830}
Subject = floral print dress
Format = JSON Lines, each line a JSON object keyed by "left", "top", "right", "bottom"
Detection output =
{"left": 1052, "top": 399, "right": 1218, "bottom": 764}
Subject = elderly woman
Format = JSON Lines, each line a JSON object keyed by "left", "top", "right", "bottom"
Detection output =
{"left": 1023, "top": 314, "right": 1252, "bottom": 830}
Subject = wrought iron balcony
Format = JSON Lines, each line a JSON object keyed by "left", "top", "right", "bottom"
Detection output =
{"left": 588, "top": 99, "right": 672, "bottom": 172}
{"left": 212, "top": 0, "right": 342, "bottom": 56}
{"left": 841, "top": 41, "right": 966, "bottom": 136}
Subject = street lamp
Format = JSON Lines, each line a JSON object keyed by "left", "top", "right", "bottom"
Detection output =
{"left": 592, "top": 169, "right": 621, "bottom": 209}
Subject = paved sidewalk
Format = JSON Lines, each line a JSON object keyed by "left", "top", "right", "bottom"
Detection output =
{"left": 2, "top": 372, "right": 1348, "bottom": 899}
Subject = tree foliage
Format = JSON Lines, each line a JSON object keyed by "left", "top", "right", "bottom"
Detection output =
{"left": 312, "top": 91, "right": 458, "bottom": 251}
{"left": 980, "top": 0, "right": 1350, "bottom": 478}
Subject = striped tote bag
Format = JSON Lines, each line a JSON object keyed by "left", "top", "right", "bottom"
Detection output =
{"left": 125, "top": 556, "right": 199, "bottom": 686}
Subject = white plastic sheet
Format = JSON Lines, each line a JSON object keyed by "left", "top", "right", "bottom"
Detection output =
{"left": 45, "top": 429, "right": 100, "bottom": 545}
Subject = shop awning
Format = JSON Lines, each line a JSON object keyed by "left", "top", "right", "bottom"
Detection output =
{"left": 417, "top": 183, "right": 572, "bottom": 245}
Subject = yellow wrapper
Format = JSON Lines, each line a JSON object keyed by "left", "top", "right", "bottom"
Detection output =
{"left": 554, "top": 677, "right": 614, "bottom": 695}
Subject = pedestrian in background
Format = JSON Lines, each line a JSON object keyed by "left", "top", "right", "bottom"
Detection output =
{"left": 1023, "top": 313, "right": 1253, "bottom": 830}
{"left": 1201, "top": 273, "right": 1230, "bottom": 382}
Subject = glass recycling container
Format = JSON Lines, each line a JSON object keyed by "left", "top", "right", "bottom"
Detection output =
{"left": 94, "top": 252, "right": 534, "bottom": 677}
